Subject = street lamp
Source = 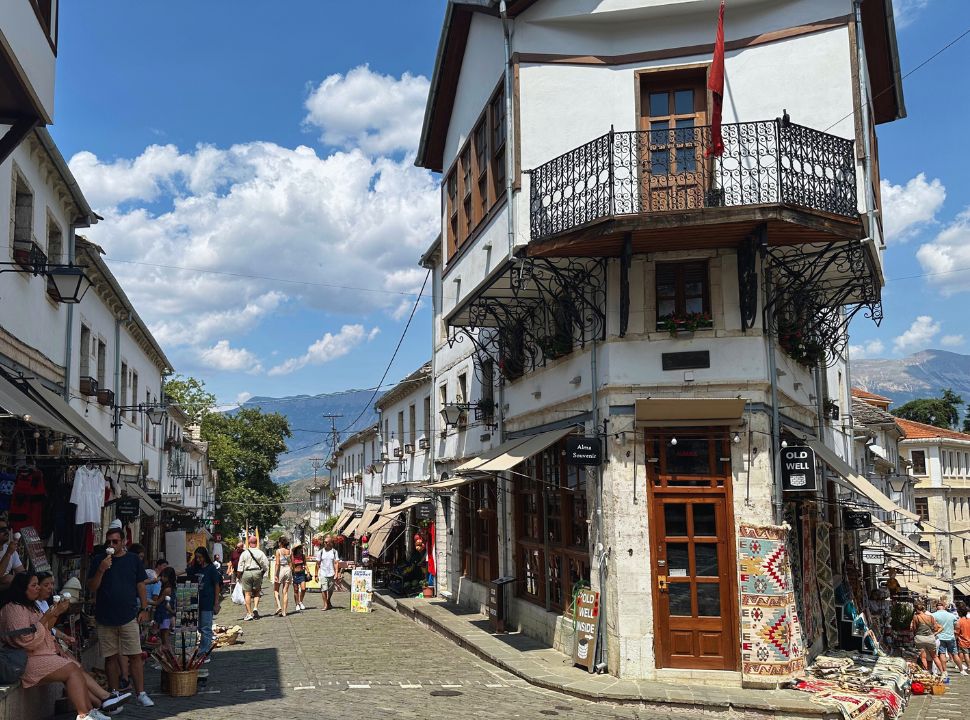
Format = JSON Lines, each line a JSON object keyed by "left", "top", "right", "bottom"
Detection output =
{"left": 887, "top": 475, "right": 909, "bottom": 495}
{"left": 0, "top": 256, "right": 92, "bottom": 304}
{"left": 112, "top": 403, "right": 168, "bottom": 429}
{"left": 440, "top": 402, "right": 474, "bottom": 428}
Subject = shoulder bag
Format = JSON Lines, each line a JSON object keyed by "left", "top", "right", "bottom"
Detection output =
{"left": 0, "top": 626, "right": 35, "bottom": 684}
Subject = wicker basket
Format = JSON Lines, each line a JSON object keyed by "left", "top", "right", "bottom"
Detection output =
{"left": 164, "top": 669, "right": 199, "bottom": 697}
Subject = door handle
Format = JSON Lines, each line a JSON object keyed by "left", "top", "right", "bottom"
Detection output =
{"left": 657, "top": 575, "right": 668, "bottom": 593}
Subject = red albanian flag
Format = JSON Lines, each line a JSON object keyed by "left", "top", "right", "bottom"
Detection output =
{"left": 707, "top": 1, "right": 726, "bottom": 157}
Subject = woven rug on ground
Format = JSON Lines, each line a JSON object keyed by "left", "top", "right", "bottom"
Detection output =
{"left": 809, "top": 690, "right": 885, "bottom": 720}
{"left": 738, "top": 523, "right": 806, "bottom": 683}
{"left": 815, "top": 520, "right": 839, "bottom": 648}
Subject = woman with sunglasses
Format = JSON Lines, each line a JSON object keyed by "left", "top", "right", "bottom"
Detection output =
{"left": 0, "top": 573, "right": 130, "bottom": 720}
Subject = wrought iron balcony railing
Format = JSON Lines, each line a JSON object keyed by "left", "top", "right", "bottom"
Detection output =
{"left": 529, "top": 119, "right": 857, "bottom": 242}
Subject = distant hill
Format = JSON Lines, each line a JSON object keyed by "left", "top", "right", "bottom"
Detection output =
{"left": 853, "top": 349, "right": 970, "bottom": 409}
{"left": 235, "top": 389, "right": 378, "bottom": 484}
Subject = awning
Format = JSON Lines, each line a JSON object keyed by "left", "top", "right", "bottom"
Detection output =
{"left": 122, "top": 480, "right": 161, "bottom": 516}
{"left": 343, "top": 512, "right": 366, "bottom": 537}
{"left": 378, "top": 496, "right": 427, "bottom": 517}
{"left": 367, "top": 525, "right": 396, "bottom": 559}
{"left": 870, "top": 516, "right": 931, "bottom": 561}
{"left": 26, "top": 380, "right": 133, "bottom": 464}
{"left": 634, "top": 398, "right": 747, "bottom": 427}
{"left": 426, "top": 476, "right": 477, "bottom": 491}
{"left": 355, "top": 502, "right": 383, "bottom": 537}
{"left": 330, "top": 509, "right": 353, "bottom": 535}
{"left": 478, "top": 427, "right": 576, "bottom": 472}
{"left": 787, "top": 427, "right": 919, "bottom": 522}
{"left": 453, "top": 436, "right": 533, "bottom": 475}
{"left": 0, "top": 374, "right": 75, "bottom": 436}
{"left": 953, "top": 580, "right": 970, "bottom": 598}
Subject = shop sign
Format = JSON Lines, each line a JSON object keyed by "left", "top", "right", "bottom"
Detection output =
{"left": 161, "top": 493, "right": 181, "bottom": 503}
{"left": 353, "top": 509, "right": 364, "bottom": 519}
{"left": 148, "top": 492, "right": 162, "bottom": 505}
{"left": 116, "top": 497, "right": 141, "bottom": 521}
{"left": 780, "top": 445, "right": 817, "bottom": 493}
{"left": 388, "top": 494, "right": 406, "bottom": 507}
{"left": 845, "top": 510, "right": 873, "bottom": 530}
{"left": 20, "top": 526, "right": 49, "bottom": 573}
{"left": 862, "top": 547, "right": 885, "bottom": 565}
{"left": 415, "top": 502, "right": 434, "bottom": 521}
{"left": 350, "top": 567, "right": 373, "bottom": 613}
{"left": 572, "top": 587, "right": 600, "bottom": 671}
{"left": 565, "top": 436, "right": 602, "bottom": 466}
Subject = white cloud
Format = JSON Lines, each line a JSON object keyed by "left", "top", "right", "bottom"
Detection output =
{"left": 893, "top": 315, "right": 941, "bottom": 354}
{"left": 941, "top": 334, "right": 965, "bottom": 348}
{"left": 268, "top": 324, "right": 378, "bottom": 376}
{"left": 235, "top": 391, "right": 253, "bottom": 405}
{"left": 915, "top": 209, "right": 970, "bottom": 295}
{"left": 198, "top": 340, "right": 263, "bottom": 373}
{"left": 892, "top": 0, "right": 930, "bottom": 28}
{"left": 303, "top": 65, "right": 430, "bottom": 156}
{"left": 880, "top": 173, "right": 945, "bottom": 243}
{"left": 849, "top": 339, "right": 885, "bottom": 359}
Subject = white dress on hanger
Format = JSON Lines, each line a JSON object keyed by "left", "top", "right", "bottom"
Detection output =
{"left": 70, "top": 465, "right": 105, "bottom": 525}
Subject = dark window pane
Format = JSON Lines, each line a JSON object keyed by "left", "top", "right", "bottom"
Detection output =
{"left": 665, "top": 438, "right": 710, "bottom": 475}
{"left": 664, "top": 504, "right": 688, "bottom": 536}
{"left": 658, "top": 299, "right": 676, "bottom": 318}
{"left": 676, "top": 147, "right": 696, "bottom": 173}
{"left": 668, "top": 583, "right": 692, "bottom": 616}
{"left": 667, "top": 542, "right": 689, "bottom": 573}
{"left": 695, "top": 544, "right": 719, "bottom": 576}
{"left": 548, "top": 554, "right": 563, "bottom": 607}
{"left": 693, "top": 504, "right": 717, "bottom": 536}
{"left": 696, "top": 583, "right": 721, "bottom": 617}
{"left": 684, "top": 297, "right": 704, "bottom": 313}
{"left": 674, "top": 89, "right": 694, "bottom": 115}
{"left": 650, "top": 92, "right": 668, "bottom": 117}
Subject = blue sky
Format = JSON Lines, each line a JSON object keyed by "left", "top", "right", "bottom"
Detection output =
{"left": 49, "top": 1, "right": 970, "bottom": 406}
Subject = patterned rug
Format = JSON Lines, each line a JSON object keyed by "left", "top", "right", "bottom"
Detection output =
{"left": 738, "top": 523, "right": 807, "bottom": 684}
{"left": 815, "top": 520, "right": 840, "bottom": 649}
{"left": 801, "top": 512, "right": 825, "bottom": 652}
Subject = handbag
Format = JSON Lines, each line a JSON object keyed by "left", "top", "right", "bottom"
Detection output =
{"left": 0, "top": 626, "right": 35, "bottom": 684}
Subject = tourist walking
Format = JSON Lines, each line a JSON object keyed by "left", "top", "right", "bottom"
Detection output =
{"left": 274, "top": 537, "right": 293, "bottom": 617}
{"left": 189, "top": 547, "right": 222, "bottom": 656}
{"left": 933, "top": 598, "right": 964, "bottom": 677}
{"left": 236, "top": 535, "right": 269, "bottom": 621}
{"left": 86, "top": 526, "right": 154, "bottom": 707}
{"left": 911, "top": 601, "right": 944, "bottom": 675}
{"left": 955, "top": 601, "right": 970, "bottom": 676}
{"left": 291, "top": 544, "right": 308, "bottom": 611}
{"left": 0, "top": 573, "right": 131, "bottom": 720}
{"left": 315, "top": 535, "right": 340, "bottom": 611}
{"left": 228, "top": 540, "right": 244, "bottom": 589}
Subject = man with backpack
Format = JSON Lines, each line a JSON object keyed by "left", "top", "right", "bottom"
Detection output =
{"left": 235, "top": 536, "right": 269, "bottom": 621}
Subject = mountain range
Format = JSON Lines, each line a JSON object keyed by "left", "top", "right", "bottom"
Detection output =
{"left": 237, "top": 389, "right": 379, "bottom": 484}
{"left": 853, "top": 349, "right": 970, "bottom": 410}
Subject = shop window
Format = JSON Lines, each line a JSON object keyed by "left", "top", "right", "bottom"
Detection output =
{"left": 915, "top": 496, "right": 929, "bottom": 522}
{"left": 646, "top": 430, "right": 731, "bottom": 489}
{"left": 458, "top": 479, "right": 497, "bottom": 582}
{"left": 514, "top": 439, "right": 591, "bottom": 612}
{"left": 655, "top": 261, "right": 711, "bottom": 331}
{"left": 911, "top": 450, "right": 926, "bottom": 475}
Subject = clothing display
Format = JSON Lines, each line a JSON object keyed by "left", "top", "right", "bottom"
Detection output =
{"left": 9, "top": 466, "right": 46, "bottom": 532}
{"left": 69, "top": 465, "right": 106, "bottom": 525}
{"left": 0, "top": 471, "right": 15, "bottom": 512}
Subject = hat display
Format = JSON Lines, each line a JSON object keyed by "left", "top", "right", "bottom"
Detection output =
{"left": 108, "top": 519, "right": 123, "bottom": 530}
{"left": 61, "top": 576, "right": 83, "bottom": 602}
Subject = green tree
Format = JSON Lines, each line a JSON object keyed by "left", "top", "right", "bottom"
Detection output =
{"left": 163, "top": 375, "right": 217, "bottom": 424}
{"left": 892, "top": 389, "right": 963, "bottom": 429}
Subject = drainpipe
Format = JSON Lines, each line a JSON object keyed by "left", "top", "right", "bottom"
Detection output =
{"left": 113, "top": 315, "right": 123, "bottom": 447}
{"left": 499, "top": 1, "right": 516, "bottom": 259}
{"left": 498, "top": 378, "right": 510, "bottom": 577}
{"left": 62, "top": 223, "right": 77, "bottom": 400}
{"left": 853, "top": 0, "right": 878, "bottom": 249}
{"left": 764, "top": 263, "right": 784, "bottom": 525}
{"left": 590, "top": 339, "right": 607, "bottom": 672}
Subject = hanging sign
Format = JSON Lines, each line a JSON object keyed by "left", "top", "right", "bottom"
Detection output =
{"left": 415, "top": 502, "right": 434, "bottom": 521}
{"left": 388, "top": 494, "right": 406, "bottom": 507}
{"left": 780, "top": 445, "right": 817, "bottom": 493}
{"left": 19, "top": 526, "right": 49, "bottom": 573}
{"left": 572, "top": 587, "right": 601, "bottom": 671}
{"left": 861, "top": 547, "right": 885, "bottom": 565}
{"left": 116, "top": 497, "right": 140, "bottom": 521}
{"left": 845, "top": 510, "right": 873, "bottom": 530}
{"left": 350, "top": 567, "right": 373, "bottom": 613}
{"left": 565, "top": 436, "right": 602, "bottom": 466}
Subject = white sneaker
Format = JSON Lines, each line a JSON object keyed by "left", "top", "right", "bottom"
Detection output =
{"left": 243, "top": 613, "right": 254, "bottom": 621}
{"left": 80, "top": 711, "right": 111, "bottom": 720}
{"left": 136, "top": 692, "right": 154, "bottom": 707}
{"left": 101, "top": 690, "right": 132, "bottom": 712}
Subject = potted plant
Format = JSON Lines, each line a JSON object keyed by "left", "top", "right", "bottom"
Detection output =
{"left": 658, "top": 311, "right": 712, "bottom": 337}
{"left": 499, "top": 354, "right": 524, "bottom": 382}
{"left": 420, "top": 580, "right": 434, "bottom": 598}
{"left": 537, "top": 332, "right": 572, "bottom": 360}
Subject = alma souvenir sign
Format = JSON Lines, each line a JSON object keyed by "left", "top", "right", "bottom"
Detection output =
{"left": 780, "top": 445, "right": 817, "bottom": 493}
{"left": 861, "top": 547, "right": 885, "bottom": 565}
{"left": 350, "top": 567, "right": 373, "bottom": 613}
{"left": 565, "top": 436, "right": 602, "bottom": 466}
{"left": 20, "top": 526, "right": 50, "bottom": 573}
{"left": 572, "top": 587, "right": 601, "bottom": 672}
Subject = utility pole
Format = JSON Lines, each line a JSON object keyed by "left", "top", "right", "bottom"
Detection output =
{"left": 322, "top": 414, "right": 343, "bottom": 517}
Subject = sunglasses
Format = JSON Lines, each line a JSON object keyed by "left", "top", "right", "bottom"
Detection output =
{"left": 107, "top": 539, "right": 124, "bottom": 545}
{"left": 0, "top": 527, "right": 9, "bottom": 533}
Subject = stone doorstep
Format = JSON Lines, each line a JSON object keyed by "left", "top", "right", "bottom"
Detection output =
{"left": 374, "top": 592, "right": 839, "bottom": 719}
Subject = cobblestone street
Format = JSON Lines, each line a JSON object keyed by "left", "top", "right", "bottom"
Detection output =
{"left": 902, "top": 671, "right": 970, "bottom": 720}
{"left": 91, "top": 588, "right": 665, "bottom": 720}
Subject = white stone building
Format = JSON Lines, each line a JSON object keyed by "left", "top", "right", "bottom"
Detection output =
{"left": 417, "top": 0, "right": 910, "bottom": 681}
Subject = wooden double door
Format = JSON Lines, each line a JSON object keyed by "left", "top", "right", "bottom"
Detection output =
{"left": 646, "top": 431, "right": 739, "bottom": 671}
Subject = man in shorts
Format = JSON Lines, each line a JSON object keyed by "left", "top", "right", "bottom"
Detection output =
{"left": 236, "top": 535, "right": 269, "bottom": 621}
{"left": 87, "top": 526, "right": 154, "bottom": 707}
{"left": 315, "top": 535, "right": 340, "bottom": 610}
{"left": 932, "top": 599, "right": 964, "bottom": 677}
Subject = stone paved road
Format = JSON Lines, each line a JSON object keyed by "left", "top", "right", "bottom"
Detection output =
{"left": 902, "top": 668, "right": 970, "bottom": 720}
{"left": 87, "top": 587, "right": 672, "bottom": 720}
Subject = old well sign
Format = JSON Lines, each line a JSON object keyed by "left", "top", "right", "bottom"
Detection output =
{"left": 572, "top": 587, "right": 601, "bottom": 672}
{"left": 780, "top": 445, "right": 817, "bottom": 493}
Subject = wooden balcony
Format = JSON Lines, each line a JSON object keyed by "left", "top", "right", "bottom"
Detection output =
{"left": 527, "top": 118, "right": 863, "bottom": 257}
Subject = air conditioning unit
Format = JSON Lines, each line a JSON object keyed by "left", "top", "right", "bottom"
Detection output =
{"left": 79, "top": 376, "right": 98, "bottom": 397}
{"left": 393, "top": 447, "right": 403, "bottom": 458}
{"left": 404, "top": 443, "right": 414, "bottom": 454}
{"left": 418, "top": 438, "right": 430, "bottom": 450}
{"left": 96, "top": 388, "right": 114, "bottom": 406}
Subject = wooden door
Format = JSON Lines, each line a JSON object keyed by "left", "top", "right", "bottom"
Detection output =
{"left": 647, "top": 431, "right": 739, "bottom": 671}
{"left": 639, "top": 75, "right": 708, "bottom": 212}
